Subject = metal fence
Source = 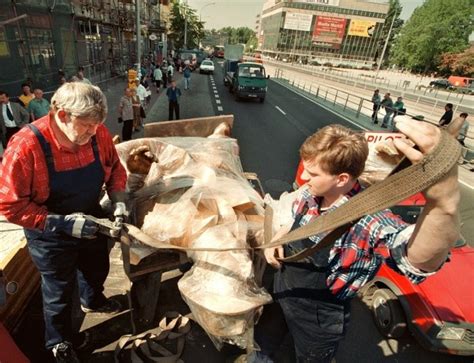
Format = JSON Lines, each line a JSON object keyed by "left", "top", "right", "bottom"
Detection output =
{"left": 267, "top": 59, "right": 474, "bottom": 114}
{"left": 273, "top": 68, "right": 474, "bottom": 166}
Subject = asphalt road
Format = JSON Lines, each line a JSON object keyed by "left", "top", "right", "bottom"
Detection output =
{"left": 187, "top": 60, "right": 472, "bottom": 362}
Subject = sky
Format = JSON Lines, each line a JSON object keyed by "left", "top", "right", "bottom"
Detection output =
{"left": 186, "top": 0, "right": 425, "bottom": 30}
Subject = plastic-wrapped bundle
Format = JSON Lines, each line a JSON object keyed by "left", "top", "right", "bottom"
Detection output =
{"left": 116, "top": 134, "right": 271, "bottom": 349}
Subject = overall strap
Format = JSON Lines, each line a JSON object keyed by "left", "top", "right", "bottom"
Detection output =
{"left": 26, "top": 124, "right": 54, "bottom": 170}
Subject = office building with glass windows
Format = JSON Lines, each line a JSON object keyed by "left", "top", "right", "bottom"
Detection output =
{"left": 0, "top": 0, "right": 170, "bottom": 96}
{"left": 259, "top": 0, "right": 390, "bottom": 66}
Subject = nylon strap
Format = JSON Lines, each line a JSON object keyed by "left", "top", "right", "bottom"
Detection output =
{"left": 118, "top": 130, "right": 460, "bottom": 258}
{"left": 114, "top": 312, "right": 191, "bottom": 363}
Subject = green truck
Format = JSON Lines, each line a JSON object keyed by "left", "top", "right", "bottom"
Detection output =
{"left": 224, "top": 62, "right": 269, "bottom": 103}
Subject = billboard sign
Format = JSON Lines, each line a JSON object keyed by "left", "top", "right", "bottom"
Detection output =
{"left": 296, "top": 0, "right": 340, "bottom": 6}
{"left": 284, "top": 12, "right": 313, "bottom": 31}
{"left": 312, "top": 16, "right": 346, "bottom": 44}
{"left": 348, "top": 20, "right": 377, "bottom": 37}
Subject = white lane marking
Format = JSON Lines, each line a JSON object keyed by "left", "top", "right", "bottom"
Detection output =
{"left": 459, "top": 178, "right": 473, "bottom": 190}
{"left": 214, "top": 90, "right": 218, "bottom": 94}
{"left": 215, "top": 95, "right": 220, "bottom": 99}
{"left": 217, "top": 106, "right": 223, "bottom": 111}
{"left": 275, "top": 106, "right": 286, "bottom": 115}
{"left": 216, "top": 99, "right": 221, "bottom": 104}
{"left": 275, "top": 79, "right": 368, "bottom": 131}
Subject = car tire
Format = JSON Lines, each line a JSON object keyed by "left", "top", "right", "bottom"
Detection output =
{"left": 259, "top": 97, "right": 265, "bottom": 103}
{"left": 234, "top": 91, "right": 240, "bottom": 101}
{"left": 372, "top": 288, "right": 407, "bottom": 339}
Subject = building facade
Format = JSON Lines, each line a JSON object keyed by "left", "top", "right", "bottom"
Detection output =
{"left": 260, "top": 0, "right": 390, "bottom": 66}
{"left": 0, "top": 0, "right": 170, "bottom": 96}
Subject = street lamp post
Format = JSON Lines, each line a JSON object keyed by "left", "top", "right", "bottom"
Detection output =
{"left": 136, "top": 0, "right": 141, "bottom": 77}
{"left": 199, "top": 2, "right": 216, "bottom": 22}
{"left": 183, "top": 0, "right": 188, "bottom": 49}
{"left": 375, "top": 11, "right": 396, "bottom": 81}
{"left": 199, "top": 2, "right": 215, "bottom": 48}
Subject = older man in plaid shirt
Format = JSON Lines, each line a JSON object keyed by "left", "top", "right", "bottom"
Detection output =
{"left": 251, "top": 122, "right": 460, "bottom": 363}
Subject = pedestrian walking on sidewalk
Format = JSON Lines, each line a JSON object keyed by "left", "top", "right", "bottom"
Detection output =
{"left": 131, "top": 88, "right": 142, "bottom": 132}
{"left": 153, "top": 66, "right": 163, "bottom": 91}
{"left": 167, "top": 63, "right": 174, "bottom": 80}
{"left": 371, "top": 89, "right": 381, "bottom": 124}
{"left": 162, "top": 62, "right": 168, "bottom": 87}
{"left": 166, "top": 80, "right": 181, "bottom": 120}
{"left": 18, "top": 83, "right": 35, "bottom": 108}
{"left": 183, "top": 64, "right": 191, "bottom": 90}
{"left": 439, "top": 103, "right": 454, "bottom": 126}
{"left": 28, "top": 88, "right": 50, "bottom": 121}
{"left": 0, "top": 90, "right": 30, "bottom": 148}
{"left": 119, "top": 88, "right": 134, "bottom": 141}
{"left": 392, "top": 96, "right": 406, "bottom": 124}
{"left": 380, "top": 92, "right": 394, "bottom": 129}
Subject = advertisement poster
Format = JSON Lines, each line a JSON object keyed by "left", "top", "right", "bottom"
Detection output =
{"left": 348, "top": 20, "right": 377, "bottom": 37}
{"left": 284, "top": 12, "right": 313, "bottom": 31}
{"left": 312, "top": 16, "right": 346, "bottom": 45}
{"left": 297, "top": 0, "right": 340, "bottom": 6}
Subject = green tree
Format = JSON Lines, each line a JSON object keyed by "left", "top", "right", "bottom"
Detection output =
{"left": 217, "top": 27, "right": 256, "bottom": 45}
{"left": 169, "top": 1, "right": 205, "bottom": 49}
{"left": 390, "top": 0, "right": 473, "bottom": 73}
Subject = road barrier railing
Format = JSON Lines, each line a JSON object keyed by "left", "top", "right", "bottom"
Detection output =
{"left": 273, "top": 68, "right": 474, "bottom": 167}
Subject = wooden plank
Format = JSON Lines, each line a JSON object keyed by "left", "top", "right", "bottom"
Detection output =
{"left": 0, "top": 244, "right": 40, "bottom": 332}
{"left": 144, "top": 114, "right": 234, "bottom": 138}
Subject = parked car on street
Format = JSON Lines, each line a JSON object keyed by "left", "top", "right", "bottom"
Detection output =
{"left": 429, "top": 79, "right": 452, "bottom": 89}
{"left": 199, "top": 59, "right": 215, "bottom": 74}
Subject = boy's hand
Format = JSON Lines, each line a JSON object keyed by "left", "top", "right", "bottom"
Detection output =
{"left": 264, "top": 246, "right": 285, "bottom": 269}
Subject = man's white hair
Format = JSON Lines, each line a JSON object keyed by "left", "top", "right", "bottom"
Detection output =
{"left": 51, "top": 82, "right": 107, "bottom": 122}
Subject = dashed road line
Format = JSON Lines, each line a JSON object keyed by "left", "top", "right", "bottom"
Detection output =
{"left": 275, "top": 106, "right": 286, "bottom": 115}
{"left": 216, "top": 99, "right": 221, "bottom": 104}
{"left": 217, "top": 106, "right": 223, "bottom": 111}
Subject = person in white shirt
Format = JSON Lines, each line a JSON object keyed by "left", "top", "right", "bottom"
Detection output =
{"left": 0, "top": 90, "right": 29, "bottom": 147}
{"left": 153, "top": 67, "right": 163, "bottom": 91}
{"left": 167, "top": 63, "right": 174, "bottom": 80}
{"left": 134, "top": 79, "right": 147, "bottom": 107}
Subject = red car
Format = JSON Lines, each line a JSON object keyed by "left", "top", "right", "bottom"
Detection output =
{"left": 293, "top": 133, "right": 474, "bottom": 356}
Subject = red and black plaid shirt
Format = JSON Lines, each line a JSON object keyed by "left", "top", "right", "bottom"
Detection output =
{"left": 291, "top": 183, "right": 436, "bottom": 300}
{"left": 0, "top": 115, "right": 127, "bottom": 230}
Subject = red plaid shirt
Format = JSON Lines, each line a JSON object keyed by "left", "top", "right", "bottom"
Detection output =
{"left": 291, "top": 183, "right": 435, "bottom": 300}
{"left": 0, "top": 115, "right": 127, "bottom": 230}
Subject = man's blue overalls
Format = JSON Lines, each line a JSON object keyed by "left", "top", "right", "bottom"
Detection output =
{"left": 24, "top": 124, "right": 110, "bottom": 349}
{"left": 252, "top": 204, "right": 351, "bottom": 363}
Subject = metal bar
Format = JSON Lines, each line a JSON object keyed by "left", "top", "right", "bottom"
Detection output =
{"left": 356, "top": 99, "right": 363, "bottom": 118}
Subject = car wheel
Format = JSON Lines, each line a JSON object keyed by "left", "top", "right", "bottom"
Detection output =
{"left": 259, "top": 97, "right": 265, "bottom": 103}
{"left": 372, "top": 288, "right": 407, "bottom": 338}
{"left": 234, "top": 91, "right": 240, "bottom": 101}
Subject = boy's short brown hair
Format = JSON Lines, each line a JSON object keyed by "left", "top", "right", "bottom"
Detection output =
{"left": 300, "top": 124, "right": 368, "bottom": 178}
